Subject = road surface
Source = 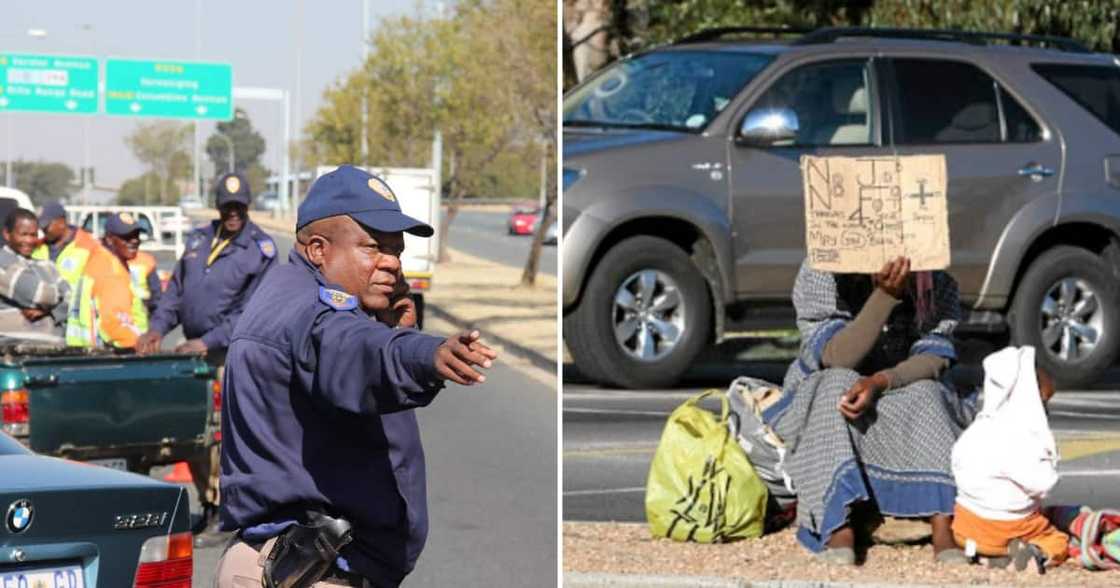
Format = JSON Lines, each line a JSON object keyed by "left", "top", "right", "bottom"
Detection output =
{"left": 563, "top": 351, "right": 1120, "bottom": 524}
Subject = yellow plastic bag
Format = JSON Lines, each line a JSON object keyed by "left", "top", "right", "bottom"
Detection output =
{"left": 645, "top": 389, "right": 768, "bottom": 543}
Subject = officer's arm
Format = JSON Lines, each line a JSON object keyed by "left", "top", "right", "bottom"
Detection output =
{"left": 94, "top": 273, "right": 141, "bottom": 348}
{"left": 199, "top": 250, "right": 276, "bottom": 349}
{"left": 147, "top": 256, "right": 185, "bottom": 335}
{"left": 146, "top": 268, "right": 162, "bottom": 313}
{"left": 308, "top": 311, "right": 444, "bottom": 414}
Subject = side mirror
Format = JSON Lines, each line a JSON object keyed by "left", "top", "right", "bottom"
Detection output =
{"left": 737, "top": 108, "right": 799, "bottom": 147}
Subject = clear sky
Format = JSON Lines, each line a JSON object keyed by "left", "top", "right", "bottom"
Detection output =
{"left": 1, "top": 0, "right": 441, "bottom": 199}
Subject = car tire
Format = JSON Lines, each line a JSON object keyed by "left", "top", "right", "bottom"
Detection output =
{"left": 1009, "top": 246, "right": 1120, "bottom": 388}
{"left": 564, "top": 235, "right": 712, "bottom": 389}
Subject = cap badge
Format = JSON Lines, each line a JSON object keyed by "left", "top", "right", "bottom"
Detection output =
{"left": 119, "top": 212, "right": 135, "bottom": 224}
{"left": 368, "top": 178, "right": 395, "bottom": 202}
{"left": 225, "top": 176, "right": 241, "bottom": 193}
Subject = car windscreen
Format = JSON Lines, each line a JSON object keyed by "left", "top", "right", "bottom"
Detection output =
{"left": 1033, "top": 63, "right": 1120, "bottom": 136}
{"left": 564, "top": 50, "right": 774, "bottom": 133}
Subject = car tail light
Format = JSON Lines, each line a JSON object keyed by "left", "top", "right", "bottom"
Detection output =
{"left": 211, "top": 379, "right": 222, "bottom": 442}
{"left": 408, "top": 277, "right": 431, "bottom": 291}
{"left": 134, "top": 531, "right": 192, "bottom": 587}
{"left": 1, "top": 388, "right": 29, "bottom": 437}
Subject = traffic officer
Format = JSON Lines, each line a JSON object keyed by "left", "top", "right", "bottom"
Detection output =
{"left": 69, "top": 212, "right": 147, "bottom": 348}
{"left": 136, "top": 172, "right": 277, "bottom": 541}
{"left": 215, "top": 165, "right": 497, "bottom": 587}
{"left": 33, "top": 201, "right": 100, "bottom": 342}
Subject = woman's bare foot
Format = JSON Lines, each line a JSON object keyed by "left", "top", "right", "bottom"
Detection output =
{"left": 827, "top": 525, "right": 856, "bottom": 549}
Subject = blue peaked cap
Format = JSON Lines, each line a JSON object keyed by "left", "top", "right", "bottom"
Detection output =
{"left": 296, "top": 165, "right": 434, "bottom": 237}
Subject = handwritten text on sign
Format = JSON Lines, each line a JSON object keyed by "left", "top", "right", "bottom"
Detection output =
{"left": 801, "top": 154, "right": 950, "bottom": 273}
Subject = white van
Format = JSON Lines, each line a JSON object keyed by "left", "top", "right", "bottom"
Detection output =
{"left": 0, "top": 187, "right": 35, "bottom": 222}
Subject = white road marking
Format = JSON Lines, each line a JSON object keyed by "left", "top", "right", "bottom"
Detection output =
{"left": 563, "top": 407, "right": 671, "bottom": 417}
{"left": 1059, "top": 469, "right": 1120, "bottom": 478}
{"left": 1049, "top": 411, "right": 1119, "bottom": 420}
{"left": 564, "top": 487, "right": 645, "bottom": 497}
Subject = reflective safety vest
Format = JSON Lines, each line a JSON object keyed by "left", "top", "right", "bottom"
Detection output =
{"left": 128, "top": 251, "right": 158, "bottom": 333}
{"left": 67, "top": 246, "right": 142, "bottom": 348}
{"left": 31, "top": 231, "right": 99, "bottom": 345}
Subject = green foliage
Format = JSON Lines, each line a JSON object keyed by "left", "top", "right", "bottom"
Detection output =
{"left": 124, "top": 121, "right": 192, "bottom": 204}
{"left": 302, "top": 0, "right": 555, "bottom": 202}
{"left": 572, "top": 0, "right": 1120, "bottom": 81}
{"left": 117, "top": 171, "right": 180, "bottom": 206}
{"left": 206, "top": 107, "right": 268, "bottom": 177}
{"left": 0, "top": 160, "right": 77, "bottom": 204}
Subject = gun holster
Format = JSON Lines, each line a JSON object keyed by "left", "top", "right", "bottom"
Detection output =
{"left": 261, "top": 513, "right": 354, "bottom": 588}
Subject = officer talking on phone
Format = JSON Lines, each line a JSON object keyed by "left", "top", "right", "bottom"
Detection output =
{"left": 215, "top": 165, "right": 498, "bottom": 587}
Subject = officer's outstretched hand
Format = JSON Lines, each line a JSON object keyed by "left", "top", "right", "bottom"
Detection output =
{"left": 435, "top": 330, "right": 498, "bottom": 385}
{"left": 136, "top": 331, "right": 163, "bottom": 355}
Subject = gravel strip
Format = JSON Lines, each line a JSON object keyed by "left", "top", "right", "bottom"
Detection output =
{"left": 563, "top": 522, "right": 1117, "bottom": 586}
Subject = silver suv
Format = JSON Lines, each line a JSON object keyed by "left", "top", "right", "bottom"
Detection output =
{"left": 563, "top": 27, "right": 1120, "bottom": 389}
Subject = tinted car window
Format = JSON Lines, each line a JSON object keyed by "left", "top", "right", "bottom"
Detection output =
{"left": 891, "top": 59, "right": 1005, "bottom": 144}
{"left": 1033, "top": 63, "right": 1120, "bottom": 136}
{"left": 1000, "top": 88, "right": 1042, "bottom": 142}
{"left": 564, "top": 51, "right": 773, "bottom": 132}
{"left": 748, "top": 59, "right": 873, "bottom": 147}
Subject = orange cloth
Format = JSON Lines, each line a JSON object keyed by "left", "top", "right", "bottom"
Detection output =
{"left": 952, "top": 503, "right": 1069, "bottom": 564}
{"left": 83, "top": 246, "right": 141, "bottom": 348}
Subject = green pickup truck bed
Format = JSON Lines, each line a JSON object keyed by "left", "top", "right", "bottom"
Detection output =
{"left": 0, "top": 343, "right": 214, "bottom": 474}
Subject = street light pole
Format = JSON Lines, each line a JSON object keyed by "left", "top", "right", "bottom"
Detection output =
{"left": 215, "top": 132, "right": 235, "bottom": 174}
{"left": 361, "top": 0, "right": 369, "bottom": 167}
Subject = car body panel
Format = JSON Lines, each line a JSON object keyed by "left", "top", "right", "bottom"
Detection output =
{"left": 0, "top": 442, "right": 190, "bottom": 587}
{"left": 1, "top": 349, "right": 212, "bottom": 472}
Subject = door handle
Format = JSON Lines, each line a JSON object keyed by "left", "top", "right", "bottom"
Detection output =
{"left": 1018, "top": 163, "right": 1055, "bottom": 177}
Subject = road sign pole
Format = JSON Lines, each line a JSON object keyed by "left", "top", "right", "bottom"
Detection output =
{"left": 282, "top": 89, "right": 291, "bottom": 212}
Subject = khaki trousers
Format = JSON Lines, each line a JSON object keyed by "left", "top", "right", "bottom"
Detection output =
{"left": 215, "top": 538, "right": 371, "bottom": 587}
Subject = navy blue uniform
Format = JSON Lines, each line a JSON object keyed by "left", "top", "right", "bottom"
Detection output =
{"left": 148, "top": 220, "right": 276, "bottom": 348}
{"left": 220, "top": 249, "right": 445, "bottom": 583}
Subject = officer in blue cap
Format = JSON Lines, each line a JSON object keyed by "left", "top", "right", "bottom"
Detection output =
{"left": 137, "top": 171, "right": 277, "bottom": 541}
{"left": 215, "top": 165, "right": 497, "bottom": 587}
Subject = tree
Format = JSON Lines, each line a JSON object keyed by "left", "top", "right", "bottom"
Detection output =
{"left": 124, "top": 121, "right": 192, "bottom": 205}
{"left": 205, "top": 107, "right": 268, "bottom": 193}
{"left": 117, "top": 171, "right": 177, "bottom": 206}
{"left": 0, "top": 160, "right": 77, "bottom": 204}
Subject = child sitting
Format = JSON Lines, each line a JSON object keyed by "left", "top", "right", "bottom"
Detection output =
{"left": 950, "top": 345, "right": 1067, "bottom": 572}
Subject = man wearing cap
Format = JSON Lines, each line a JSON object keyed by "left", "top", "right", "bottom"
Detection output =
{"left": 32, "top": 201, "right": 100, "bottom": 342}
{"left": 68, "top": 212, "right": 149, "bottom": 348}
{"left": 136, "top": 172, "right": 277, "bottom": 539}
{"left": 216, "top": 165, "right": 498, "bottom": 587}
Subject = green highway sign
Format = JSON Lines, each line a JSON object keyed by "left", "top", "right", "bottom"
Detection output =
{"left": 105, "top": 58, "right": 232, "bottom": 120}
{"left": 0, "top": 53, "right": 99, "bottom": 114}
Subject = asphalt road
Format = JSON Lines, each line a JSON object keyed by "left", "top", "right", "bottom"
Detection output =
{"left": 447, "top": 210, "right": 557, "bottom": 275}
{"left": 173, "top": 316, "right": 556, "bottom": 586}
{"left": 563, "top": 351, "right": 1120, "bottom": 524}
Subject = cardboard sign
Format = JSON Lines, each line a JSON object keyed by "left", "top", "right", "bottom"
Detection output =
{"left": 801, "top": 154, "right": 950, "bottom": 273}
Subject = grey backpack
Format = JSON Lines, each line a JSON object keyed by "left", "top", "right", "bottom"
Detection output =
{"left": 725, "top": 377, "right": 796, "bottom": 508}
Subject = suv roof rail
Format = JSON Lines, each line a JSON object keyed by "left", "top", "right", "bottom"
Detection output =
{"left": 677, "top": 26, "right": 812, "bottom": 44}
{"left": 793, "top": 27, "right": 1090, "bottom": 53}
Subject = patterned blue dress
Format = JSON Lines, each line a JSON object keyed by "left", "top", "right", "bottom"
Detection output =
{"left": 763, "top": 260, "right": 976, "bottom": 552}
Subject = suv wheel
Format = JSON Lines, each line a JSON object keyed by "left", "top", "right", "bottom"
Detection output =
{"left": 564, "top": 236, "right": 711, "bottom": 389}
{"left": 1009, "top": 246, "right": 1120, "bottom": 388}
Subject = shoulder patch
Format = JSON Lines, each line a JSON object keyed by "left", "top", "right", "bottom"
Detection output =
{"left": 319, "top": 287, "right": 358, "bottom": 311}
{"left": 257, "top": 238, "right": 276, "bottom": 259}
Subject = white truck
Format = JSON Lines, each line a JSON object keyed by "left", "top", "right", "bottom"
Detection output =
{"left": 315, "top": 166, "right": 440, "bottom": 329}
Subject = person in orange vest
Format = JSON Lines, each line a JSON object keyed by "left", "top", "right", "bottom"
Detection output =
{"left": 129, "top": 248, "right": 162, "bottom": 321}
{"left": 69, "top": 212, "right": 148, "bottom": 349}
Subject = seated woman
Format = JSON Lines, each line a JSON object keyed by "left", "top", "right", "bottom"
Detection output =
{"left": 764, "top": 256, "right": 974, "bottom": 565}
